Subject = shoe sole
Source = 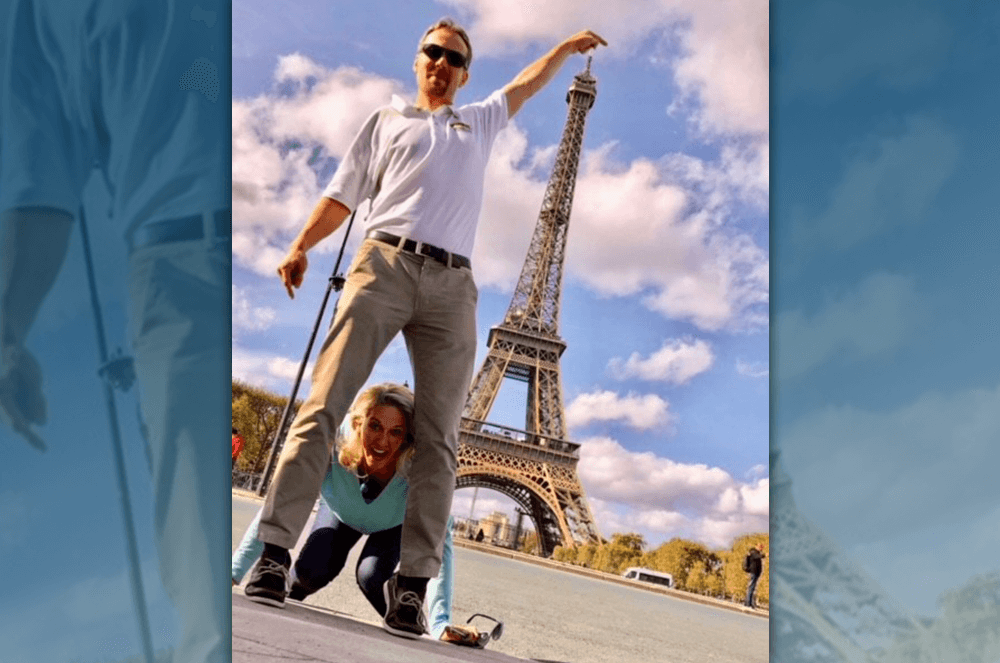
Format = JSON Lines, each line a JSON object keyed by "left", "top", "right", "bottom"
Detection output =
{"left": 381, "top": 580, "right": 423, "bottom": 639}
{"left": 245, "top": 592, "right": 286, "bottom": 609}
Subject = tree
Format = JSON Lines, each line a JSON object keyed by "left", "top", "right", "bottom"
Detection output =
{"left": 519, "top": 531, "right": 539, "bottom": 555}
{"left": 231, "top": 380, "right": 301, "bottom": 478}
{"left": 641, "top": 538, "right": 709, "bottom": 590}
{"left": 575, "top": 543, "right": 598, "bottom": 568}
{"left": 552, "top": 545, "right": 575, "bottom": 564}
{"left": 592, "top": 533, "right": 645, "bottom": 574}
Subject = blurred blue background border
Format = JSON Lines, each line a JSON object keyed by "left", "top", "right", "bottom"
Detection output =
{"left": 772, "top": 0, "right": 1000, "bottom": 660}
{"left": 1, "top": 2, "right": 231, "bottom": 662}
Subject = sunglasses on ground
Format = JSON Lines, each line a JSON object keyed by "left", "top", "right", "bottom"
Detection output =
{"left": 421, "top": 43, "right": 468, "bottom": 69}
{"left": 467, "top": 613, "right": 503, "bottom": 646}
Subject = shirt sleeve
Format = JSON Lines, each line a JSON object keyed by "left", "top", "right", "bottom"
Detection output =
{"left": 0, "top": 0, "right": 94, "bottom": 215}
{"left": 462, "top": 89, "right": 509, "bottom": 155}
{"left": 321, "top": 108, "right": 384, "bottom": 212}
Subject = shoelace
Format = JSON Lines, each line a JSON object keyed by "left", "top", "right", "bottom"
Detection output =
{"left": 256, "top": 558, "right": 288, "bottom": 578}
{"left": 396, "top": 588, "right": 423, "bottom": 612}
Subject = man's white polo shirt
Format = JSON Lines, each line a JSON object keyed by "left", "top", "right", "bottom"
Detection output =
{"left": 322, "top": 89, "right": 509, "bottom": 259}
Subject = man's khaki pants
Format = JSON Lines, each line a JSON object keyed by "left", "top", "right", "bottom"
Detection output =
{"left": 259, "top": 238, "right": 478, "bottom": 578}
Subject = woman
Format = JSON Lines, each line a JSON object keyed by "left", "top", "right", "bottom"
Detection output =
{"left": 232, "top": 383, "right": 462, "bottom": 639}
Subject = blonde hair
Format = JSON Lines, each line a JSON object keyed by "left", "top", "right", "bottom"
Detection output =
{"left": 336, "top": 383, "right": 416, "bottom": 475}
{"left": 418, "top": 17, "right": 473, "bottom": 69}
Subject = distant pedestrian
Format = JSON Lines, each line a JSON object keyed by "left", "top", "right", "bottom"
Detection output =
{"left": 232, "top": 428, "right": 245, "bottom": 469}
{"left": 744, "top": 545, "right": 766, "bottom": 608}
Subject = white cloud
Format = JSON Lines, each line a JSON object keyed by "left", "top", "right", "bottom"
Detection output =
{"left": 580, "top": 437, "right": 769, "bottom": 548}
{"left": 565, "top": 390, "right": 671, "bottom": 430}
{"left": 780, "top": 381, "right": 1000, "bottom": 548}
{"left": 232, "top": 58, "right": 403, "bottom": 276}
{"left": 474, "top": 139, "right": 769, "bottom": 330}
{"left": 736, "top": 359, "right": 768, "bottom": 379}
{"left": 608, "top": 337, "right": 714, "bottom": 383}
{"left": 232, "top": 286, "right": 277, "bottom": 333}
{"left": 668, "top": 0, "right": 769, "bottom": 136}
{"left": 232, "top": 346, "right": 314, "bottom": 392}
{"left": 579, "top": 436, "right": 765, "bottom": 516}
{"left": 444, "top": 0, "right": 768, "bottom": 136}
{"left": 793, "top": 116, "right": 959, "bottom": 254}
{"left": 777, "top": 272, "right": 923, "bottom": 380}
{"left": 233, "top": 335, "right": 411, "bottom": 395}
{"left": 568, "top": 148, "right": 768, "bottom": 331}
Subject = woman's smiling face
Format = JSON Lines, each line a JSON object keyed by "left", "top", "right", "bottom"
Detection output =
{"left": 358, "top": 404, "right": 408, "bottom": 479}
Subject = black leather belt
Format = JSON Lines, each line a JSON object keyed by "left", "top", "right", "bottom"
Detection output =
{"left": 367, "top": 230, "right": 471, "bottom": 270}
{"left": 130, "top": 210, "right": 231, "bottom": 252}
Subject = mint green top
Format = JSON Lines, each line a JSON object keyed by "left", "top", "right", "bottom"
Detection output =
{"left": 319, "top": 460, "right": 409, "bottom": 535}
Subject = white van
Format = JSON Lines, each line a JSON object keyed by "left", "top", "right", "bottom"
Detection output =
{"left": 622, "top": 566, "right": 673, "bottom": 588}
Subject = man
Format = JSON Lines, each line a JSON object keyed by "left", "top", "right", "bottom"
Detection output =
{"left": 246, "top": 17, "right": 606, "bottom": 638}
{"left": 0, "top": 2, "right": 230, "bottom": 661}
{"left": 745, "top": 545, "right": 766, "bottom": 608}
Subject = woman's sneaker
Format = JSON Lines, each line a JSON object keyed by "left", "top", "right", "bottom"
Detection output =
{"left": 382, "top": 575, "right": 428, "bottom": 638}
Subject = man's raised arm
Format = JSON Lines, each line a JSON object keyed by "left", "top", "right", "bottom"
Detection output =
{"left": 276, "top": 197, "right": 352, "bottom": 299}
{"left": 503, "top": 30, "right": 607, "bottom": 118}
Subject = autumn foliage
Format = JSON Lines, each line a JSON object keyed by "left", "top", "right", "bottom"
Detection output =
{"left": 553, "top": 531, "right": 768, "bottom": 606}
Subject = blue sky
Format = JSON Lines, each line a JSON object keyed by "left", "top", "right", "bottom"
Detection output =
{"left": 773, "top": 0, "right": 1000, "bottom": 622}
{"left": 231, "top": 0, "right": 769, "bottom": 551}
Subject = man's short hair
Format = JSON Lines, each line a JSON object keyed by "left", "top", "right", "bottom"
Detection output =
{"left": 419, "top": 17, "right": 473, "bottom": 69}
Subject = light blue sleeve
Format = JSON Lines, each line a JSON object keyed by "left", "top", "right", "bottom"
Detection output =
{"left": 427, "top": 516, "right": 455, "bottom": 639}
{"left": 231, "top": 506, "right": 265, "bottom": 583}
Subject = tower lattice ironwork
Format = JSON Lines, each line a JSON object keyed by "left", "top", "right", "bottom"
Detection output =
{"left": 457, "top": 58, "right": 602, "bottom": 557}
{"left": 771, "top": 449, "right": 926, "bottom": 662}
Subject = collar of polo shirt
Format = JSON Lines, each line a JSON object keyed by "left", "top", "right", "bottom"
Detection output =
{"left": 390, "top": 94, "right": 462, "bottom": 121}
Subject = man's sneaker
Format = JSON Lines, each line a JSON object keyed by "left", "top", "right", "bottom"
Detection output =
{"left": 244, "top": 557, "right": 289, "bottom": 608}
{"left": 382, "top": 575, "right": 428, "bottom": 639}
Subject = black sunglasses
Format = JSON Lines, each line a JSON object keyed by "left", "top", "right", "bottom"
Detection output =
{"left": 421, "top": 43, "right": 468, "bottom": 69}
{"left": 466, "top": 613, "right": 503, "bottom": 647}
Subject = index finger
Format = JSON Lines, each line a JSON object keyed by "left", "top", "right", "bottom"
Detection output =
{"left": 584, "top": 30, "right": 607, "bottom": 46}
{"left": 277, "top": 265, "right": 296, "bottom": 299}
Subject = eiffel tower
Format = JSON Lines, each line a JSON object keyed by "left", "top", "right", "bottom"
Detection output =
{"left": 456, "top": 58, "right": 602, "bottom": 557}
{"left": 771, "top": 448, "right": 926, "bottom": 662}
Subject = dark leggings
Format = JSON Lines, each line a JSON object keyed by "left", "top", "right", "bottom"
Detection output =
{"left": 292, "top": 517, "right": 402, "bottom": 616}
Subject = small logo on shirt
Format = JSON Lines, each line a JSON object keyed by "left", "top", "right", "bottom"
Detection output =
{"left": 450, "top": 121, "right": 471, "bottom": 132}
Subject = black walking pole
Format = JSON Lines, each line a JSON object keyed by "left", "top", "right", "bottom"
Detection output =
{"left": 256, "top": 209, "right": 358, "bottom": 496}
{"left": 78, "top": 207, "right": 155, "bottom": 663}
